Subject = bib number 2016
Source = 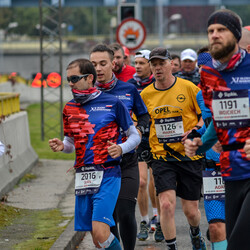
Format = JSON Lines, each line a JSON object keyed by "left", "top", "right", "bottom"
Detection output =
{"left": 81, "top": 172, "right": 96, "bottom": 180}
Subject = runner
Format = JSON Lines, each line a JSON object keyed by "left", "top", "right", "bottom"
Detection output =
{"left": 49, "top": 58, "right": 141, "bottom": 250}
{"left": 128, "top": 49, "right": 164, "bottom": 242}
{"left": 109, "top": 43, "right": 136, "bottom": 82}
{"left": 174, "top": 48, "right": 200, "bottom": 85}
{"left": 140, "top": 47, "right": 206, "bottom": 250}
{"left": 90, "top": 44, "right": 149, "bottom": 250}
{"left": 184, "top": 9, "right": 250, "bottom": 250}
{"left": 195, "top": 47, "right": 227, "bottom": 250}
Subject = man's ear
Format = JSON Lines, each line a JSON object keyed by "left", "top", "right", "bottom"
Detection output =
{"left": 88, "top": 74, "right": 94, "bottom": 84}
{"left": 111, "top": 59, "right": 116, "bottom": 69}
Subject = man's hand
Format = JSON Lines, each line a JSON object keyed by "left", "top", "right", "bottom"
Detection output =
{"left": 184, "top": 138, "right": 203, "bottom": 157}
{"left": 212, "top": 141, "right": 223, "bottom": 153}
{"left": 181, "top": 130, "right": 192, "bottom": 143}
{"left": 243, "top": 139, "right": 250, "bottom": 159}
{"left": 49, "top": 138, "right": 64, "bottom": 152}
{"left": 107, "top": 141, "right": 122, "bottom": 159}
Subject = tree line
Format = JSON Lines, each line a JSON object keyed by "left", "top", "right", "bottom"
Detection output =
{"left": 0, "top": 5, "right": 250, "bottom": 39}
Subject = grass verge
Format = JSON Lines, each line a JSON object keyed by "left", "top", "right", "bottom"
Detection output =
{"left": 26, "top": 103, "right": 74, "bottom": 160}
{"left": 0, "top": 203, "right": 22, "bottom": 230}
{"left": 0, "top": 204, "right": 71, "bottom": 250}
{"left": 15, "top": 209, "right": 71, "bottom": 250}
{"left": 0, "top": 103, "right": 74, "bottom": 249}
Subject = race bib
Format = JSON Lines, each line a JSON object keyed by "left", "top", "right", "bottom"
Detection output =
{"left": 212, "top": 90, "right": 250, "bottom": 128}
{"left": 155, "top": 116, "right": 184, "bottom": 143}
{"left": 75, "top": 165, "right": 104, "bottom": 196}
{"left": 203, "top": 170, "right": 225, "bottom": 201}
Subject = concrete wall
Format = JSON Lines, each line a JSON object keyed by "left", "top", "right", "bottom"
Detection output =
{"left": 0, "top": 111, "right": 38, "bottom": 199}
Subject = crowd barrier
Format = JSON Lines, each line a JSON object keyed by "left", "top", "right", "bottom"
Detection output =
{"left": 0, "top": 92, "right": 20, "bottom": 116}
{"left": 0, "top": 109, "right": 38, "bottom": 198}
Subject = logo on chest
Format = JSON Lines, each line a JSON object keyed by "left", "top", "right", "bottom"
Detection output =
{"left": 90, "top": 106, "right": 111, "bottom": 112}
{"left": 230, "top": 77, "right": 250, "bottom": 84}
{"left": 176, "top": 94, "right": 186, "bottom": 103}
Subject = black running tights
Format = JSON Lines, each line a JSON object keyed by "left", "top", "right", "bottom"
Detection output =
{"left": 225, "top": 178, "right": 250, "bottom": 250}
{"left": 111, "top": 198, "right": 137, "bottom": 250}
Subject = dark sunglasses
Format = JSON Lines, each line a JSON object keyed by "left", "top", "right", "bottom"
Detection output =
{"left": 67, "top": 74, "right": 89, "bottom": 84}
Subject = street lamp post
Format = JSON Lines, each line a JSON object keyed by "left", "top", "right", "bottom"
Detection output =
{"left": 4, "top": 22, "right": 18, "bottom": 40}
{"left": 157, "top": 0, "right": 182, "bottom": 47}
{"left": 165, "top": 13, "right": 182, "bottom": 38}
{"left": 109, "top": 17, "right": 117, "bottom": 43}
{"left": 0, "top": 22, "right": 18, "bottom": 73}
{"left": 158, "top": 0, "right": 164, "bottom": 47}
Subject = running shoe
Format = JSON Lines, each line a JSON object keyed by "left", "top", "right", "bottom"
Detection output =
{"left": 189, "top": 230, "right": 207, "bottom": 250}
{"left": 148, "top": 215, "right": 157, "bottom": 233}
{"left": 137, "top": 221, "right": 149, "bottom": 241}
{"left": 154, "top": 222, "right": 164, "bottom": 242}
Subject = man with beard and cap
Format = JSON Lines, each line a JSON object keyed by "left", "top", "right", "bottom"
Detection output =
{"left": 109, "top": 43, "right": 136, "bottom": 82}
{"left": 184, "top": 9, "right": 250, "bottom": 250}
{"left": 122, "top": 46, "right": 131, "bottom": 65}
{"left": 90, "top": 44, "right": 149, "bottom": 250}
{"left": 48, "top": 58, "right": 141, "bottom": 250}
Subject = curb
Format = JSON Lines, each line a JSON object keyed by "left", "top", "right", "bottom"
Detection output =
{"left": 50, "top": 219, "right": 85, "bottom": 250}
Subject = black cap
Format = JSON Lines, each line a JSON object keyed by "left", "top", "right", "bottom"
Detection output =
{"left": 207, "top": 10, "right": 242, "bottom": 42}
{"left": 148, "top": 47, "right": 172, "bottom": 62}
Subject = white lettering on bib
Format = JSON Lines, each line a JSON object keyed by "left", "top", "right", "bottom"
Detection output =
{"left": 212, "top": 90, "right": 250, "bottom": 128}
{"left": 155, "top": 116, "right": 184, "bottom": 143}
{"left": 75, "top": 165, "right": 104, "bottom": 196}
{"left": 203, "top": 170, "right": 225, "bottom": 201}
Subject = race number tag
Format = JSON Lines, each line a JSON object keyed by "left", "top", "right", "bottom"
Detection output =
{"left": 75, "top": 165, "right": 104, "bottom": 196}
{"left": 203, "top": 170, "right": 225, "bottom": 201}
{"left": 155, "top": 116, "right": 184, "bottom": 143}
{"left": 212, "top": 90, "right": 250, "bottom": 128}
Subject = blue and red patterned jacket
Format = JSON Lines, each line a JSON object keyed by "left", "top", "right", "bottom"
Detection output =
{"left": 63, "top": 92, "right": 133, "bottom": 171}
{"left": 200, "top": 54, "right": 250, "bottom": 181}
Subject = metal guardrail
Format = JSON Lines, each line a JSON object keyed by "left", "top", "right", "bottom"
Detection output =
{"left": 1, "top": 34, "right": 209, "bottom": 54}
{"left": 0, "top": 92, "right": 20, "bottom": 116}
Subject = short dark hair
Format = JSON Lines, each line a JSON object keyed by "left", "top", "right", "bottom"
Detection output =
{"left": 171, "top": 54, "right": 180, "bottom": 64}
{"left": 171, "top": 54, "right": 180, "bottom": 60}
{"left": 197, "top": 46, "right": 209, "bottom": 55}
{"left": 109, "top": 43, "right": 125, "bottom": 56}
{"left": 67, "top": 58, "right": 97, "bottom": 84}
{"left": 90, "top": 43, "right": 114, "bottom": 62}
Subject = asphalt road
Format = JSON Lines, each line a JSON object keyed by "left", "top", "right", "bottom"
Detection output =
{"left": 78, "top": 197, "right": 211, "bottom": 249}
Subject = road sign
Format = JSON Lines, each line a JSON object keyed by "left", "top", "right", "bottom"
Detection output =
{"left": 116, "top": 18, "right": 146, "bottom": 51}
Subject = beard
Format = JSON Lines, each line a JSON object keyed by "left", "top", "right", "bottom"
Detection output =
{"left": 209, "top": 39, "right": 236, "bottom": 60}
{"left": 113, "top": 63, "right": 123, "bottom": 73}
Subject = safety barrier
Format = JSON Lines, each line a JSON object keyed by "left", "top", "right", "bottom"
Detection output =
{"left": 0, "top": 111, "right": 38, "bottom": 199}
{"left": 0, "top": 92, "right": 20, "bottom": 116}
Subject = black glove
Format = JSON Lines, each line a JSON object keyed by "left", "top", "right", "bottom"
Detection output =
{"left": 187, "top": 129, "right": 202, "bottom": 140}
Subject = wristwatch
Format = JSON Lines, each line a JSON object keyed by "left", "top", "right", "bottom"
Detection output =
{"left": 194, "top": 125, "right": 202, "bottom": 129}
{"left": 136, "top": 126, "right": 145, "bottom": 135}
